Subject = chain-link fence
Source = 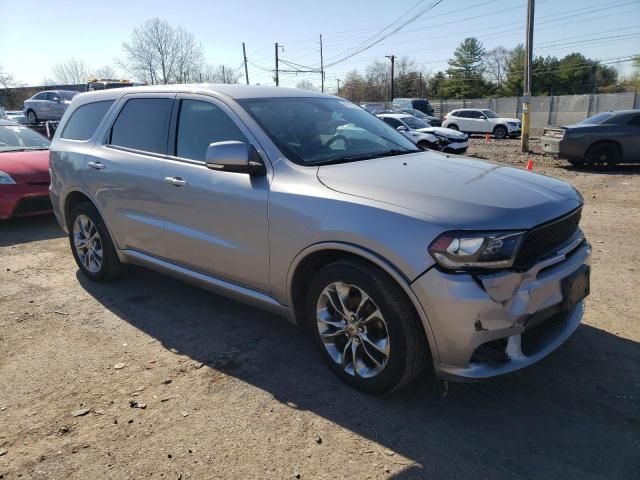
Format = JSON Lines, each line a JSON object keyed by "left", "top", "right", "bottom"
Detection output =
{"left": 431, "top": 92, "right": 640, "bottom": 128}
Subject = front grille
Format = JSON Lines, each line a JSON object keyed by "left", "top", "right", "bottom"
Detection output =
{"left": 514, "top": 208, "right": 582, "bottom": 269}
{"left": 13, "top": 196, "right": 52, "bottom": 216}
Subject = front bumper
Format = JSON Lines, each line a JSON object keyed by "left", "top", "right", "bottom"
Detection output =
{"left": 442, "top": 140, "right": 468, "bottom": 154}
{"left": 0, "top": 184, "right": 52, "bottom": 220}
{"left": 507, "top": 124, "right": 521, "bottom": 135}
{"left": 411, "top": 233, "right": 591, "bottom": 381}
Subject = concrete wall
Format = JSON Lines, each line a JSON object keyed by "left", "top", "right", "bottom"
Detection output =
{"left": 432, "top": 92, "right": 639, "bottom": 127}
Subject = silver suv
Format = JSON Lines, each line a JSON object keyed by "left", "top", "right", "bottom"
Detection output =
{"left": 50, "top": 85, "right": 591, "bottom": 393}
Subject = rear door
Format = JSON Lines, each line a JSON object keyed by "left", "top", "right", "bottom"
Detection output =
{"left": 84, "top": 93, "right": 175, "bottom": 259}
{"left": 159, "top": 94, "right": 271, "bottom": 293}
{"left": 455, "top": 110, "right": 472, "bottom": 131}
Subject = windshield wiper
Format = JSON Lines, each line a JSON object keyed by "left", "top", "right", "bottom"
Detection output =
{"left": 308, "top": 149, "right": 417, "bottom": 166}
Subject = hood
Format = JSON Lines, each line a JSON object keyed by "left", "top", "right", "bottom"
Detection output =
{"left": 317, "top": 152, "right": 582, "bottom": 230}
{"left": 416, "top": 126, "right": 467, "bottom": 140}
{"left": 0, "top": 150, "right": 50, "bottom": 183}
{"left": 496, "top": 117, "right": 520, "bottom": 123}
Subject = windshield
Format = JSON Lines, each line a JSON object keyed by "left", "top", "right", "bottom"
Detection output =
{"left": 401, "top": 116, "right": 430, "bottom": 129}
{"left": 0, "top": 125, "right": 50, "bottom": 151}
{"left": 580, "top": 112, "right": 613, "bottom": 125}
{"left": 60, "top": 91, "right": 78, "bottom": 101}
{"left": 239, "top": 97, "right": 419, "bottom": 165}
{"left": 406, "top": 109, "right": 427, "bottom": 118}
{"left": 482, "top": 110, "right": 500, "bottom": 119}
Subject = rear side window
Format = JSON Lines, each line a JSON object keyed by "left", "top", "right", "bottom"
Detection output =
{"left": 175, "top": 100, "right": 247, "bottom": 161}
{"left": 61, "top": 101, "right": 114, "bottom": 141}
{"left": 110, "top": 98, "right": 173, "bottom": 154}
{"left": 468, "top": 111, "right": 483, "bottom": 119}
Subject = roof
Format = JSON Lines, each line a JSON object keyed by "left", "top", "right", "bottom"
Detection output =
{"left": 71, "top": 84, "right": 337, "bottom": 105}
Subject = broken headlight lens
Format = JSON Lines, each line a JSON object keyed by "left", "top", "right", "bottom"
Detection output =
{"left": 429, "top": 231, "right": 525, "bottom": 270}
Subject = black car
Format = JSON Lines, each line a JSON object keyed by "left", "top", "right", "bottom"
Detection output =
{"left": 542, "top": 110, "right": 640, "bottom": 166}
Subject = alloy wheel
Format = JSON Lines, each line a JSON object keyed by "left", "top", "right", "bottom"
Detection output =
{"left": 316, "top": 282, "right": 390, "bottom": 378}
{"left": 73, "top": 214, "right": 103, "bottom": 273}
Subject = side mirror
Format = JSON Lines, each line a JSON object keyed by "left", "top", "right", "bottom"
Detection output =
{"left": 479, "top": 115, "right": 487, "bottom": 120}
{"left": 205, "top": 141, "right": 266, "bottom": 176}
{"left": 53, "top": 97, "right": 61, "bottom": 103}
{"left": 397, "top": 126, "right": 408, "bottom": 132}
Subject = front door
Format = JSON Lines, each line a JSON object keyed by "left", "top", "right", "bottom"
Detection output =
{"left": 160, "top": 95, "right": 270, "bottom": 293}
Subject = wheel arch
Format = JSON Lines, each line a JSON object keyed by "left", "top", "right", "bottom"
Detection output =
{"left": 286, "top": 242, "right": 440, "bottom": 362}
{"left": 492, "top": 123, "right": 508, "bottom": 133}
{"left": 585, "top": 139, "right": 623, "bottom": 159}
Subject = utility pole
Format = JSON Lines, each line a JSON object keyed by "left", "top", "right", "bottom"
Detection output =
{"left": 275, "top": 43, "right": 280, "bottom": 87}
{"left": 521, "top": 0, "right": 535, "bottom": 152}
{"left": 336, "top": 79, "right": 340, "bottom": 96}
{"left": 320, "top": 34, "right": 325, "bottom": 93}
{"left": 385, "top": 55, "right": 396, "bottom": 102}
{"left": 242, "top": 42, "right": 249, "bottom": 85}
{"left": 419, "top": 72, "right": 423, "bottom": 97}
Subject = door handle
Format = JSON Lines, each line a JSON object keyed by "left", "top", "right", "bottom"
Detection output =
{"left": 164, "top": 176, "right": 187, "bottom": 187}
{"left": 88, "top": 161, "right": 105, "bottom": 170}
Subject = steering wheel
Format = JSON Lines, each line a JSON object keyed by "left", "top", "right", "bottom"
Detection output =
{"left": 323, "top": 134, "right": 348, "bottom": 149}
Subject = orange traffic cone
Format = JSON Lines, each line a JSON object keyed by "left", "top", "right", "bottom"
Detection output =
{"left": 526, "top": 158, "right": 533, "bottom": 170}
{"left": 485, "top": 132, "right": 490, "bottom": 143}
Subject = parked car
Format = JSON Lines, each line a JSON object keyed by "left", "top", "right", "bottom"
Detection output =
{"left": 443, "top": 109, "right": 521, "bottom": 139}
{"left": 377, "top": 113, "right": 468, "bottom": 154}
{"left": 5, "top": 110, "right": 29, "bottom": 124}
{"left": 0, "top": 119, "right": 52, "bottom": 220}
{"left": 392, "top": 98, "right": 434, "bottom": 116}
{"left": 50, "top": 85, "right": 590, "bottom": 393}
{"left": 359, "top": 102, "right": 386, "bottom": 113}
{"left": 400, "top": 108, "right": 441, "bottom": 127}
{"left": 541, "top": 110, "right": 640, "bottom": 167}
{"left": 23, "top": 90, "right": 79, "bottom": 124}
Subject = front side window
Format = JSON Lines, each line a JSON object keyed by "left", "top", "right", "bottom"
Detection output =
{"left": 175, "top": 100, "right": 247, "bottom": 161}
{"left": 61, "top": 100, "right": 114, "bottom": 141}
{"left": 383, "top": 117, "right": 403, "bottom": 128}
{"left": 109, "top": 98, "right": 173, "bottom": 154}
{"left": 239, "top": 97, "right": 418, "bottom": 165}
{"left": 0, "top": 125, "right": 50, "bottom": 152}
{"left": 468, "top": 111, "right": 483, "bottom": 119}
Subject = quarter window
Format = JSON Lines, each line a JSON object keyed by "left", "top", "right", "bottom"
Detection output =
{"left": 175, "top": 100, "right": 247, "bottom": 161}
{"left": 109, "top": 98, "right": 173, "bottom": 154}
{"left": 61, "top": 101, "right": 114, "bottom": 141}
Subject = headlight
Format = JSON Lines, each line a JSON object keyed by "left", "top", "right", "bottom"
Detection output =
{"left": 508, "top": 122, "right": 519, "bottom": 127}
{"left": 434, "top": 134, "right": 452, "bottom": 144}
{"left": 429, "top": 231, "right": 525, "bottom": 270}
{"left": 0, "top": 171, "right": 16, "bottom": 185}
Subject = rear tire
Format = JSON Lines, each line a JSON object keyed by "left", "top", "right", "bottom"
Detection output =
{"left": 493, "top": 125, "right": 508, "bottom": 139}
{"left": 305, "top": 259, "right": 432, "bottom": 393}
{"left": 585, "top": 142, "right": 620, "bottom": 168}
{"left": 68, "top": 202, "right": 127, "bottom": 282}
{"left": 26, "top": 109, "right": 38, "bottom": 124}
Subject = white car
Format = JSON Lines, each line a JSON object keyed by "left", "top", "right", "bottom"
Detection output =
{"left": 442, "top": 109, "right": 521, "bottom": 139}
{"left": 376, "top": 113, "right": 469, "bottom": 154}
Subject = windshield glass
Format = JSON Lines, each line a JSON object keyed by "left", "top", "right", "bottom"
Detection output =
{"left": 482, "top": 110, "right": 500, "bottom": 118}
{"left": 580, "top": 112, "right": 613, "bottom": 125}
{"left": 0, "top": 125, "right": 50, "bottom": 151}
{"left": 239, "top": 97, "right": 419, "bottom": 165}
{"left": 60, "top": 91, "right": 78, "bottom": 101}
{"left": 401, "top": 116, "right": 430, "bottom": 129}
{"left": 406, "top": 109, "right": 427, "bottom": 118}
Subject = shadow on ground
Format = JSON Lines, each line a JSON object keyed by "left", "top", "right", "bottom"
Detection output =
{"left": 561, "top": 164, "right": 640, "bottom": 175}
{"left": 0, "top": 214, "right": 64, "bottom": 247}
{"left": 74, "top": 266, "right": 640, "bottom": 479}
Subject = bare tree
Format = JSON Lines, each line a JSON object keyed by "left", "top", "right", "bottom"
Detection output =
{"left": 120, "top": 18, "right": 204, "bottom": 84}
{"left": 484, "top": 47, "right": 510, "bottom": 91}
{"left": 0, "top": 65, "right": 19, "bottom": 88}
{"left": 50, "top": 58, "right": 91, "bottom": 84}
{"left": 296, "top": 79, "right": 316, "bottom": 91}
{"left": 92, "top": 65, "right": 118, "bottom": 79}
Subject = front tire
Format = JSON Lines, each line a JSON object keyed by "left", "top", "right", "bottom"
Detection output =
{"left": 447, "top": 124, "right": 459, "bottom": 131}
{"left": 493, "top": 125, "right": 508, "bottom": 139}
{"left": 68, "top": 202, "right": 127, "bottom": 282}
{"left": 306, "top": 259, "right": 432, "bottom": 393}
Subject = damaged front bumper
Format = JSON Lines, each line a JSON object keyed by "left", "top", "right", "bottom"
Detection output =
{"left": 411, "top": 232, "right": 591, "bottom": 381}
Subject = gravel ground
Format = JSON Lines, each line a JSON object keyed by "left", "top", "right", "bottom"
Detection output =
{"left": 1, "top": 138, "right": 639, "bottom": 479}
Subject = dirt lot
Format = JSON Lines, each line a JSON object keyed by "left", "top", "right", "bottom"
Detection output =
{"left": 1, "top": 137, "right": 638, "bottom": 480}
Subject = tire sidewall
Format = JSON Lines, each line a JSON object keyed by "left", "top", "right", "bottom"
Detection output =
{"left": 494, "top": 125, "right": 507, "bottom": 139}
{"left": 68, "top": 203, "right": 118, "bottom": 282}
{"left": 305, "top": 263, "right": 410, "bottom": 393}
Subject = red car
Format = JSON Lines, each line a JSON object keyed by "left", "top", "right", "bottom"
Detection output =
{"left": 0, "top": 119, "right": 52, "bottom": 220}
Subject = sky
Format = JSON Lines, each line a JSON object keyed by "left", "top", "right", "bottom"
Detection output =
{"left": 1, "top": 0, "right": 638, "bottom": 91}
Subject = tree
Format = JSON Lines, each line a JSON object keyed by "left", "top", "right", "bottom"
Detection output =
{"left": 444, "top": 37, "right": 488, "bottom": 98}
{"left": 484, "top": 47, "right": 510, "bottom": 92}
{"left": 340, "top": 70, "right": 368, "bottom": 103}
{"left": 296, "top": 79, "right": 317, "bottom": 91}
{"left": 92, "top": 65, "right": 118, "bottom": 79}
{"left": 50, "top": 58, "right": 91, "bottom": 84}
{"left": 120, "top": 18, "right": 204, "bottom": 84}
{"left": 428, "top": 71, "right": 447, "bottom": 98}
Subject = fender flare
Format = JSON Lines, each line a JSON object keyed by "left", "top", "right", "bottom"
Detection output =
{"left": 286, "top": 241, "right": 440, "bottom": 362}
